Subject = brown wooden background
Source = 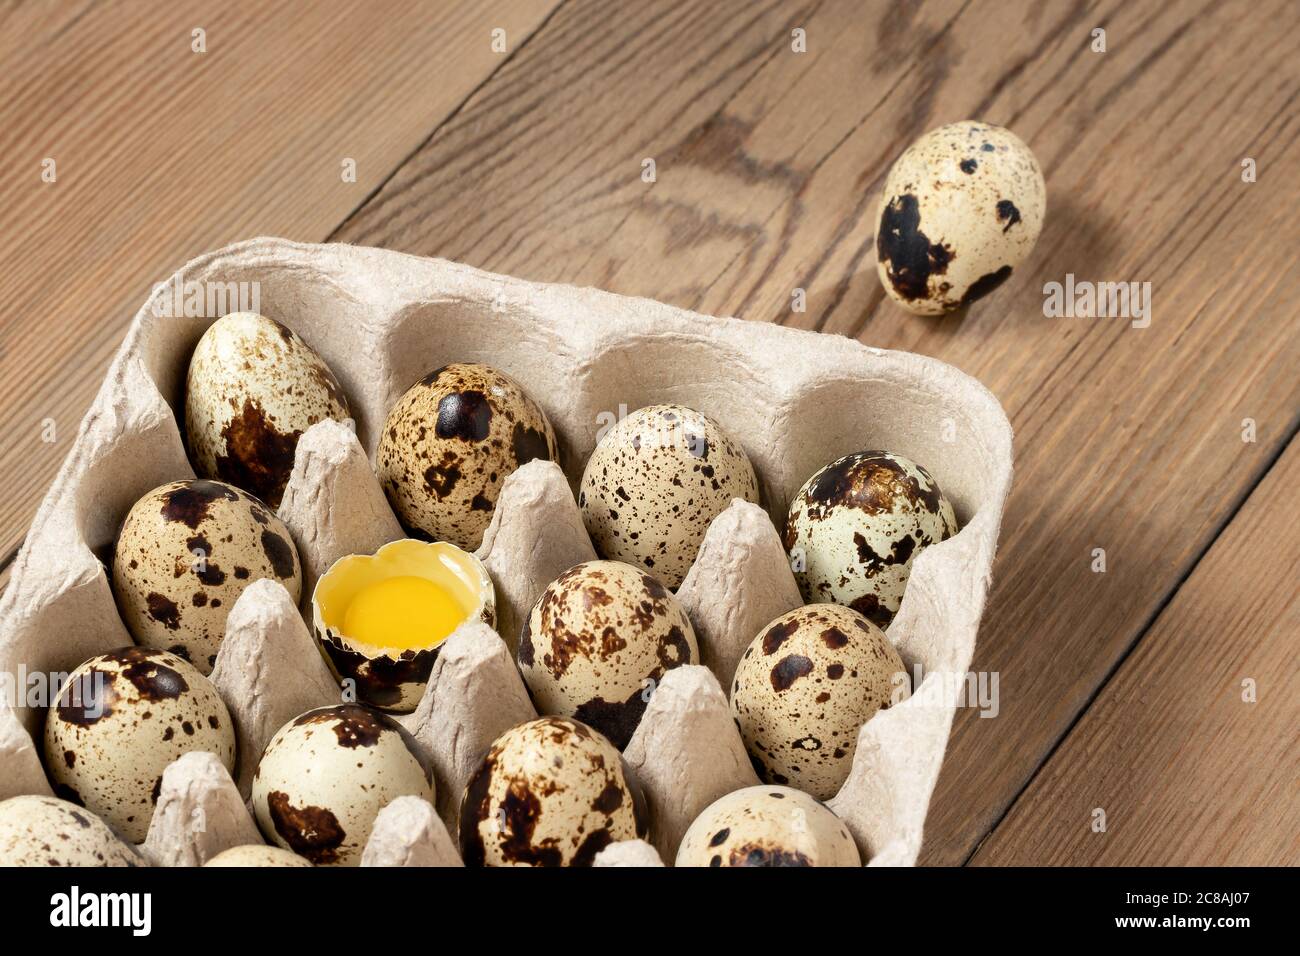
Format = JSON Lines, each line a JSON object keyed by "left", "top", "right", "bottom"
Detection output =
{"left": 1, "top": 0, "right": 1296, "bottom": 865}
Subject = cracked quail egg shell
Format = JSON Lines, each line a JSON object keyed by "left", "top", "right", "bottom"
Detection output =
{"left": 312, "top": 538, "right": 496, "bottom": 713}
{"left": 0, "top": 796, "right": 142, "bottom": 867}
{"left": 458, "top": 716, "right": 648, "bottom": 867}
{"left": 730, "top": 604, "right": 906, "bottom": 801}
{"left": 676, "top": 785, "right": 860, "bottom": 867}
{"left": 44, "top": 647, "right": 236, "bottom": 844}
{"left": 876, "top": 121, "right": 1046, "bottom": 315}
{"left": 377, "top": 362, "right": 559, "bottom": 551}
{"left": 785, "top": 450, "right": 957, "bottom": 628}
{"left": 111, "top": 478, "right": 302, "bottom": 673}
{"left": 251, "top": 703, "right": 433, "bottom": 867}
{"left": 204, "top": 844, "right": 313, "bottom": 867}
{"left": 185, "top": 312, "right": 350, "bottom": 508}
{"left": 579, "top": 403, "right": 760, "bottom": 588}
{"left": 518, "top": 560, "right": 697, "bottom": 749}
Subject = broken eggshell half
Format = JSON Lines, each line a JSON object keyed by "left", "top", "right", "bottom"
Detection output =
{"left": 311, "top": 538, "right": 496, "bottom": 712}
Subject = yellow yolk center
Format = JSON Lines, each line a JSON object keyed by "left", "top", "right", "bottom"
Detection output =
{"left": 342, "top": 576, "right": 466, "bottom": 651}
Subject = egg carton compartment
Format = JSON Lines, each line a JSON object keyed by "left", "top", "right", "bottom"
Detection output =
{"left": 0, "top": 238, "right": 1012, "bottom": 866}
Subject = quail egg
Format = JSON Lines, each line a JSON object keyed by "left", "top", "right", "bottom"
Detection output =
{"left": 185, "top": 312, "right": 350, "bottom": 508}
{"left": 875, "top": 121, "right": 1046, "bottom": 315}
{"left": 730, "top": 604, "right": 906, "bottom": 800}
{"left": 376, "top": 363, "right": 558, "bottom": 551}
{"left": 459, "top": 716, "right": 647, "bottom": 867}
{"left": 0, "top": 796, "right": 142, "bottom": 866}
{"left": 676, "top": 785, "right": 860, "bottom": 867}
{"left": 312, "top": 538, "right": 496, "bottom": 712}
{"left": 112, "top": 479, "right": 302, "bottom": 672}
{"left": 204, "top": 844, "right": 313, "bottom": 867}
{"left": 44, "top": 647, "right": 236, "bottom": 843}
{"left": 251, "top": 704, "right": 433, "bottom": 866}
{"left": 518, "top": 560, "right": 697, "bottom": 749}
{"left": 785, "top": 450, "right": 957, "bottom": 627}
{"left": 579, "top": 404, "right": 760, "bottom": 588}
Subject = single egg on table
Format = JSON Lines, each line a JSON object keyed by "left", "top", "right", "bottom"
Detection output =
{"left": 875, "top": 120, "right": 1046, "bottom": 315}
{"left": 459, "top": 716, "right": 647, "bottom": 867}
{"left": 112, "top": 478, "right": 302, "bottom": 673}
{"left": 185, "top": 312, "right": 351, "bottom": 508}
{"left": 312, "top": 538, "right": 495, "bottom": 712}
{"left": 518, "top": 560, "right": 697, "bottom": 749}
{"left": 579, "top": 403, "right": 760, "bottom": 588}
{"left": 785, "top": 450, "right": 957, "bottom": 628}
{"left": 376, "top": 362, "right": 558, "bottom": 551}
{"left": 676, "top": 785, "right": 861, "bottom": 867}
{"left": 730, "top": 604, "right": 906, "bottom": 801}
{"left": 0, "top": 796, "right": 142, "bottom": 867}
{"left": 252, "top": 703, "right": 433, "bottom": 867}
{"left": 44, "top": 647, "right": 236, "bottom": 844}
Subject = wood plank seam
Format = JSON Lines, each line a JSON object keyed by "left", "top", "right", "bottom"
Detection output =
{"left": 326, "top": 0, "right": 573, "bottom": 243}
{"left": 961, "top": 420, "right": 1300, "bottom": 865}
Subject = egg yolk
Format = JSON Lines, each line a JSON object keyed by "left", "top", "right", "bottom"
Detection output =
{"left": 342, "top": 576, "right": 466, "bottom": 651}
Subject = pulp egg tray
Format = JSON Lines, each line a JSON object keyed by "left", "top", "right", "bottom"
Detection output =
{"left": 0, "top": 238, "right": 1012, "bottom": 867}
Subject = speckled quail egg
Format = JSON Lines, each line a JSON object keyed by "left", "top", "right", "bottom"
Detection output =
{"left": 251, "top": 704, "right": 433, "bottom": 867}
{"left": 875, "top": 121, "right": 1046, "bottom": 315}
{"left": 518, "top": 560, "right": 697, "bottom": 749}
{"left": 676, "top": 785, "right": 860, "bottom": 867}
{"left": 731, "top": 604, "right": 906, "bottom": 801}
{"left": 459, "top": 716, "right": 647, "bottom": 867}
{"left": 579, "top": 404, "right": 760, "bottom": 588}
{"left": 785, "top": 450, "right": 957, "bottom": 628}
{"left": 112, "top": 479, "right": 302, "bottom": 672}
{"left": 44, "top": 647, "right": 236, "bottom": 843}
{"left": 312, "top": 539, "right": 496, "bottom": 713}
{"left": 204, "top": 844, "right": 313, "bottom": 867}
{"left": 185, "top": 312, "right": 350, "bottom": 508}
{"left": 377, "top": 363, "right": 559, "bottom": 551}
{"left": 0, "top": 796, "right": 142, "bottom": 866}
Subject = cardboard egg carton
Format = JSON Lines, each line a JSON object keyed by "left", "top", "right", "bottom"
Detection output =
{"left": 0, "top": 238, "right": 1012, "bottom": 866}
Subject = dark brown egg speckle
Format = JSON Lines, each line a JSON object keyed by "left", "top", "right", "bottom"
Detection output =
{"left": 266, "top": 791, "right": 346, "bottom": 865}
{"left": 377, "top": 363, "right": 558, "bottom": 550}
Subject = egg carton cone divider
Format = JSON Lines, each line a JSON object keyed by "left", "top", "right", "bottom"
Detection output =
{"left": 0, "top": 238, "right": 1012, "bottom": 866}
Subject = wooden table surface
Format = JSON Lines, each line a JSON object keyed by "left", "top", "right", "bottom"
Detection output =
{"left": 1, "top": 0, "right": 1295, "bottom": 865}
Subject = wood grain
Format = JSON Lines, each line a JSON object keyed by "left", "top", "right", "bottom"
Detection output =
{"left": 971, "top": 437, "right": 1300, "bottom": 865}
{"left": 331, "top": 0, "right": 1300, "bottom": 863}
{"left": 0, "top": 0, "right": 561, "bottom": 565}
